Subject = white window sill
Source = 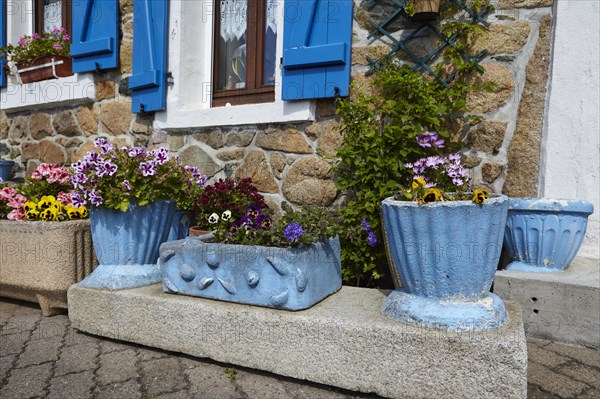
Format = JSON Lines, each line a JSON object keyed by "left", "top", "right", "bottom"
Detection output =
{"left": 154, "top": 99, "right": 315, "bottom": 130}
{"left": 0, "top": 73, "right": 96, "bottom": 113}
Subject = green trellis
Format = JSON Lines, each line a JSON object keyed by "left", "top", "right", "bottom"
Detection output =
{"left": 364, "top": 0, "right": 493, "bottom": 86}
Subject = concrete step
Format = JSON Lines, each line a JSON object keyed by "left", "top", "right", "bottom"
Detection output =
{"left": 494, "top": 257, "right": 600, "bottom": 348}
{"left": 68, "top": 284, "right": 527, "bottom": 399}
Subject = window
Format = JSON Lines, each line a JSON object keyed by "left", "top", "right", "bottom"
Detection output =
{"left": 34, "top": 0, "right": 71, "bottom": 35}
{"left": 213, "top": 0, "right": 277, "bottom": 107}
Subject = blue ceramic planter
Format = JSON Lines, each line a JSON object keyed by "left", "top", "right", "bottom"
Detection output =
{"left": 504, "top": 198, "right": 594, "bottom": 272}
{"left": 79, "top": 200, "right": 176, "bottom": 290}
{"left": 159, "top": 236, "right": 342, "bottom": 310}
{"left": 381, "top": 195, "right": 509, "bottom": 331}
{"left": 167, "top": 211, "right": 194, "bottom": 241}
{"left": 0, "top": 160, "right": 15, "bottom": 181}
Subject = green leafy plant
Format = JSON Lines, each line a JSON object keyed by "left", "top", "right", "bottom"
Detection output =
{"left": 72, "top": 138, "right": 206, "bottom": 212}
{"left": 0, "top": 27, "right": 71, "bottom": 72}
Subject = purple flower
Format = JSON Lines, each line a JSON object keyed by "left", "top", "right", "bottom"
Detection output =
{"left": 128, "top": 147, "right": 146, "bottom": 157}
{"left": 18, "top": 37, "right": 28, "bottom": 47}
{"left": 139, "top": 161, "right": 157, "bottom": 176}
{"left": 89, "top": 190, "right": 103, "bottom": 206}
{"left": 71, "top": 192, "right": 86, "bottom": 207}
{"left": 94, "top": 138, "right": 113, "bottom": 154}
{"left": 0, "top": 177, "right": 4, "bottom": 184}
{"left": 150, "top": 147, "right": 170, "bottom": 165}
{"left": 52, "top": 43, "right": 63, "bottom": 51}
{"left": 416, "top": 133, "right": 432, "bottom": 148}
{"left": 83, "top": 151, "right": 102, "bottom": 165}
{"left": 284, "top": 223, "right": 304, "bottom": 242}
{"left": 432, "top": 136, "right": 445, "bottom": 148}
{"left": 32, "top": 33, "right": 40, "bottom": 39}
{"left": 448, "top": 153, "right": 461, "bottom": 162}
{"left": 71, "top": 173, "right": 88, "bottom": 189}
{"left": 63, "top": 34, "right": 70, "bottom": 41}
{"left": 245, "top": 205, "right": 261, "bottom": 218}
{"left": 367, "top": 231, "right": 377, "bottom": 248}
{"left": 256, "top": 214, "right": 272, "bottom": 229}
{"left": 122, "top": 180, "right": 132, "bottom": 191}
{"left": 360, "top": 218, "right": 371, "bottom": 232}
{"left": 452, "top": 177, "right": 465, "bottom": 186}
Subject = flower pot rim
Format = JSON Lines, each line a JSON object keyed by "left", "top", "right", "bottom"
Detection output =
{"left": 0, "top": 160, "right": 15, "bottom": 165}
{"left": 91, "top": 199, "right": 175, "bottom": 213}
{"left": 508, "top": 197, "right": 593, "bottom": 214}
{"left": 382, "top": 193, "right": 507, "bottom": 208}
{"left": 195, "top": 235, "right": 339, "bottom": 252}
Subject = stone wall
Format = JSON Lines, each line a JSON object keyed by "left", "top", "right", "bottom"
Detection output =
{"left": 0, "top": 0, "right": 556, "bottom": 215}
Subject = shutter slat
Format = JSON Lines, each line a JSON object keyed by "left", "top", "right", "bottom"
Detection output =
{"left": 129, "top": 0, "right": 169, "bottom": 113}
{"left": 71, "top": 0, "right": 119, "bottom": 72}
{"left": 1, "top": 0, "right": 6, "bottom": 87}
{"left": 282, "top": 0, "right": 353, "bottom": 100}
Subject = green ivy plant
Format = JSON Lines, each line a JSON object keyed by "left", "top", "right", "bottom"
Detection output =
{"left": 334, "top": 1, "right": 493, "bottom": 286}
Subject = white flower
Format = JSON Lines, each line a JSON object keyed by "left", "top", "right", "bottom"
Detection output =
{"left": 221, "top": 210, "right": 232, "bottom": 221}
{"left": 208, "top": 213, "right": 219, "bottom": 224}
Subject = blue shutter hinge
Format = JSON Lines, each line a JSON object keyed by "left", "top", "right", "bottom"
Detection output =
{"left": 139, "top": 104, "right": 145, "bottom": 112}
{"left": 95, "top": 62, "right": 100, "bottom": 73}
{"left": 334, "top": 86, "right": 340, "bottom": 98}
{"left": 167, "top": 72, "right": 174, "bottom": 85}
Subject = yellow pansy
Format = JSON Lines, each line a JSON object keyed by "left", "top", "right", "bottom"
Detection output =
{"left": 422, "top": 188, "right": 442, "bottom": 204}
{"left": 25, "top": 209, "right": 40, "bottom": 220}
{"left": 23, "top": 201, "right": 37, "bottom": 212}
{"left": 65, "top": 205, "right": 81, "bottom": 220}
{"left": 412, "top": 177, "right": 427, "bottom": 189}
{"left": 473, "top": 189, "right": 489, "bottom": 205}
{"left": 38, "top": 195, "right": 57, "bottom": 210}
{"left": 79, "top": 206, "right": 89, "bottom": 218}
{"left": 40, "top": 206, "right": 59, "bottom": 221}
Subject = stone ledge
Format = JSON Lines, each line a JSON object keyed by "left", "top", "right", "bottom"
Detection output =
{"left": 68, "top": 284, "right": 527, "bottom": 399}
{"left": 494, "top": 257, "right": 600, "bottom": 348}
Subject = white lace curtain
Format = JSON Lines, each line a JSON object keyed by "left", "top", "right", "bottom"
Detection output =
{"left": 220, "top": 0, "right": 277, "bottom": 42}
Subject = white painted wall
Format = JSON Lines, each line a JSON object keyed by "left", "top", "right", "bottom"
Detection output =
{"left": 541, "top": 0, "right": 600, "bottom": 259}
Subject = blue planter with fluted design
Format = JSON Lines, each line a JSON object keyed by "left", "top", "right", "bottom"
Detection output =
{"left": 79, "top": 200, "right": 176, "bottom": 290}
{"left": 0, "top": 160, "right": 15, "bottom": 181}
{"left": 167, "top": 211, "right": 194, "bottom": 241}
{"left": 381, "top": 195, "right": 509, "bottom": 331}
{"left": 504, "top": 198, "right": 594, "bottom": 272}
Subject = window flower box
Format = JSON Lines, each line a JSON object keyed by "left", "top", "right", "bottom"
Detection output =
{"left": 16, "top": 55, "right": 73, "bottom": 84}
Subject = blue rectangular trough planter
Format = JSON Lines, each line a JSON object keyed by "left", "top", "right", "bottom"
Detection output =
{"left": 159, "top": 236, "right": 342, "bottom": 310}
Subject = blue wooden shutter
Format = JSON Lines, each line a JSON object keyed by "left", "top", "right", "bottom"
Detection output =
{"left": 129, "top": 0, "right": 169, "bottom": 113}
{"left": 0, "top": 0, "right": 6, "bottom": 87}
{"left": 71, "top": 0, "right": 119, "bottom": 73}
{"left": 282, "top": 0, "right": 353, "bottom": 100}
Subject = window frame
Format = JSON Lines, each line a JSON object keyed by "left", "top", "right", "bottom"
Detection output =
{"left": 212, "top": 0, "right": 274, "bottom": 107}
{"left": 34, "top": 0, "right": 71, "bottom": 36}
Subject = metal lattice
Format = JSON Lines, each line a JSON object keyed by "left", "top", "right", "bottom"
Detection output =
{"left": 364, "top": 0, "right": 493, "bottom": 86}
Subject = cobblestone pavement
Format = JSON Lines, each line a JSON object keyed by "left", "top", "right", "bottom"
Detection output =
{"left": 1, "top": 298, "right": 599, "bottom": 399}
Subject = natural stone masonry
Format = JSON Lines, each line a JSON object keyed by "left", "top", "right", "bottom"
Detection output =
{"left": 504, "top": 15, "right": 552, "bottom": 197}
{"left": 472, "top": 21, "right": 531, "bottom": 55}
{"left": 67, "top": 284, "right": 528, "bottom": 399}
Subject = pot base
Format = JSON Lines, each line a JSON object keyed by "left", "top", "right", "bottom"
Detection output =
{"left": 505, "top": 261, "right": 564, "bottom": 273}
{"left": 79, "top": 264, "right": 162, "bottom": 290}
{"left": 381, "top": 289, "right": 508, "bottom": 332}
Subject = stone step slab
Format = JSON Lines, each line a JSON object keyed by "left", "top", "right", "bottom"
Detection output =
{"left": 67, "top": 284, "right": 527, "bottom": 399}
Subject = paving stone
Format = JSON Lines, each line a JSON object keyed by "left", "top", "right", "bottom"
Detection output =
{"left": 0, "top": 331, "right": 32, "bottom": 356}
{"left": 63, "top": 328, "right": 101, "bottom": 347}
{"left": 97, "top": 348, "right": 139, "bottom": 385}
{"left": 137, "top": 345, "right": 170, "bottom": 361}
{"left": 578, "top": 387, "right": 600, "bottom": 398}
{"left": 99, "top": 337, "right": 136, "bottom": 353}
{"left": 0, "top": 363, "right": 52, "bottom": 399}
{"left": 527, "top": 384, "right": 561, "bottom": 399}
{"left": 235, "top": 369, "right": 293, "bottom": 398}
{"left": 32, "top": 316, "right": 69, "bottom": 343}
{"left": 282, "top": 380, "right": 353, "bottom": 399}
{"left": 178, "top": 355, "right": 206, "bottom": 369}
{"left": 16, "top": 338, "right": 62, "bottom": 367}
{"left": 140, "top": 357, "right": 187, "bottom": 396}
{"left": 155, "top": 390, "right": 195, "bottom": 399}
{"left": 94, "top": 380, "right": 142, "bottom": 399}
{"left": 185, "top": 362, "right": 239, "bottom": 399}
{"left": 556, "top": 361, "right": 600, "bottom": 389}
{"left": 528, "top": 361, "right": 590, "bottom": 398}
{"left": 545, "top": 342, "right": 600, "bottom": 369}
{"left": 6, "top": 313, "right": 41, "bottom": 332}
{"left": 54, "top": 343, "right": 99, "bottom": 376}
{"left": 528, "top": 341, "right": 571, "bottom": 368}
{"left": 0, "top": 353, "right": 17, "bottom": 382}
{"left": 46, "top": 370, "right": 95, "bottom": 399}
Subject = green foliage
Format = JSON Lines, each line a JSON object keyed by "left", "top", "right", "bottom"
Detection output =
{"left": 0, "top": 28, "right": 71, "bottom": 68}
{"left": 224, "top": 367, "right": 237, "bottom": 381}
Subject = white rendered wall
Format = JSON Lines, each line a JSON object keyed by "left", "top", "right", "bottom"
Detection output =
{"left": 541, "top": 0, "right": 600, "bottom": 259}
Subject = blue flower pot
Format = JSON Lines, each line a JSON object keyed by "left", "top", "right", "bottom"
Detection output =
{"left": 0, "top": 160, "right": 15, "bottom": 181}
{"left": 504, "top": 198, "right": 594, "bottom": 272}
{"left": 167, "top": 211, "right": 194, "bottom": 241}
{"left": 381, "top": 195, "right": 509, "bottom": 331}
{"left": 79, "top": 200, "right": 176, "bottom": 290}
{"left": 159, "top": 236, "right": 342, "bottom": 310}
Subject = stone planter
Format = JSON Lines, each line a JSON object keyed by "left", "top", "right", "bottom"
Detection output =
{"left": 159, "top": 236, "right": 342, "bottom": 310}
{"left": 0, "top": 160, "right": 15, "bottom": 181}
{"left": 79, "top": 201, "right": 176, "bottom": 290}
{"left": 503, "top": 198, "right": 594, "bottom": 272}
{"left": 380, "top": 195, "right": 509, "bottom": 331}
{"left": 17, "top": 56, "right": 73, "bottom": 84}
{"left": 0, "top": 219, "right": 96, "bottom": 316}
